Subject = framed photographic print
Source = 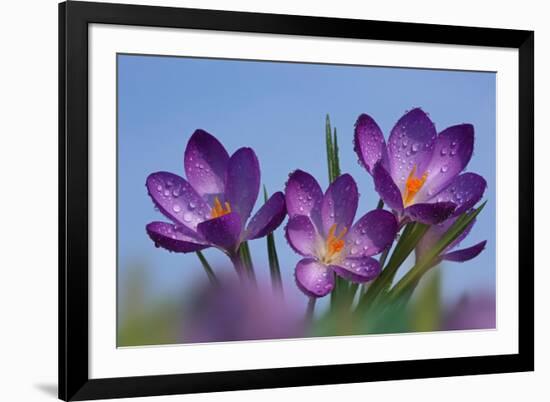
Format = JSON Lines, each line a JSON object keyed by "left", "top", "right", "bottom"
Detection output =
{"left": 59, "top": 1, "right": 534, "bottom": 400}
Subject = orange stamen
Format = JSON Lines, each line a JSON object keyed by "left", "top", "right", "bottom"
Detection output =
{"left": 210, "top": 197, "right": 232, "bottom": 219}
{"left": 403, "top": 165, "right": 428, "bottom": 206}
{"left": 325, "top": 223, "right": 348, "bottom": 261}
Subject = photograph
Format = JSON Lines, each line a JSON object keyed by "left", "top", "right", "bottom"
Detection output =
{"left": 116, "top": 54, "right": 495, "bottom": 347}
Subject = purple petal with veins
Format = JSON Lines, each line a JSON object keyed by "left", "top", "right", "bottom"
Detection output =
{"left": 184, "top": 129, "right": 230, "bottom": 200}
{"left": 404, "top": 201, "right": 456, "bottom": 224}
{"left": 346, "top": 209, "right": 398, "bottom": 258}
{"left": 295, "top": 258, "right": 334, "bottom": 298}
{"left": 224, "top": 148, "right": 260, "bottom": 226}
{"left": 415, "top": 124, "right": 474, "bottom": 201}
{"left": 285, "top": 215, "right": 318, "bottom": 257}
{"left": 442, "top": 240, "right": 487, "bottom": 262}
{"left": 146, "top": 221, "right": 208, "bottom": 253}
{"left": 285, "top": 169, "right": 324, "bottom": 228}
{"left": 146, "top": 172, "right": 210, "bottom": 230}
{"left": 386, "top": 108, "right": 437, "bottom": 191}
{"left": 372, "top": 162, "right": 404, "bottom": 212}
{"left": 320, "top": 173, "right": 358, "bottom": 237}
{"left": 197, "top": 212, "right": 242, "bottom": 251}
{"left": 430, "top": 173, "right": 486, "bottom": 216}
{"left": 331, "top": 257, "right": 381, "bottom": 283}
{"left": 245, "top": 192, "right": 286, "bottom": 240}
{"left": 354, "top": 113, "right": 389, "bottom": 174}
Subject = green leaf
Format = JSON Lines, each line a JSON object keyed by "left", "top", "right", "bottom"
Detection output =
{"left": 196, "top": 251, "right": 218, "bottom": 286}
{"left": 332, "top": 127, "right": 341, "bottom": 179}
{"left": 238, "top": 241, "right": 256, "bottom": 283}
{"left": 357, "top": 222, "right": 429, "bottom": 313}
{"left": 264, "top": 186, "right": 283, "bottom": 294}
{"left": 387, "top": 201, "right": 487, "bottom": 304}
{"left": 325, "top": 114, "right": 334, "bottom": 183}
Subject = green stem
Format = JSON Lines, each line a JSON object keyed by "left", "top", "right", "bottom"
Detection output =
{"left": 305, "top": 297, "right": 316, "bottom": 323}
{"left": 196, "top": 251, "right": 218, "bottom": 286}
{"left": 239, "top": 242, "right": 257, "bottom": 284}
{"left": 229, "top": 251, "right": 247, "bottom": 283}
{"left": 264, "top": 186, "right": 283, "bottom": 295}
{"left": 325, "top": 115, "right": 334, "bottom": 182}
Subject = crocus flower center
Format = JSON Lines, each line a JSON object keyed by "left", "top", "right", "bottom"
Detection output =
{"left": 322, "top": 223, "right": 348, "bottom": 264}
{"left": 210, "top": 197, "right": 232, "bottom": 219}
{"left": 403, "top": 165, "right": 428, "bottom": 206}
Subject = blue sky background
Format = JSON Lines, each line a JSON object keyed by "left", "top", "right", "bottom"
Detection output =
{"left": 117, "top": 54, "right": 496, "bottom": 314}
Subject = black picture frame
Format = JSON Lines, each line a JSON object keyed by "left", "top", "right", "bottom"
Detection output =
{"left": 59, "top": 1, "right": 534, "bottom": 400}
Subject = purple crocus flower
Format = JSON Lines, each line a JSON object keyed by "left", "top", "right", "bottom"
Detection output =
{"left": 284, "top": 170, "right": 398, "bottom": 298}
{"left": 354, "top": 108, "right": 487, "bottom": 224}
{"left": 416, "top": 214, "right": 487, "bottom": 264}
{"left": 145, "top": 130, "right": 286, "bottom": 268}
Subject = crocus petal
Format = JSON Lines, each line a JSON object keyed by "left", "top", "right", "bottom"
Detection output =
{"left": 295, "top": 258, "right": 334, "bottom": 298}
{"left": 372, "top": 162, "right": 404, "bottom": 212}
{"left": 346, "top": 210, "right": 398, "bottom": 257}
{"left": 430, "top": 173, "right": 487, "bottom": 216}
{"left": 321, "top": 174, "right": 358, "bottom": 236}
{"left": 284, "top": 169, "right": 323, "bottom": 227}
{"left": 224, "top": 148, "right": 260, "bottom": 226}
{"left": 404, "top": 201, "right": 456, "bottom": 224}
{"left": 285, "top": 215, "right": 318, "bottom": 257}
{"left": 416, "top": 124, "right": 474, "bottom": 201}
{"left": 146, "top": 221, "right": 208, "bottom": 253}
{"left": 387, "top": 108, "right": 437, "bottom": 190}
{"left": 184, "top": 129, "right": 230, "bottom": 199}
{"left": 354, "top": 114, "right": 389, "bottom": 174}
{"left": 442, "top": 240, "right": 487, "bottom": 262}
{"left": 245, "top": 192, "right": 287, "bottom": 240}
{"left": 197, "top": 212, "right": 242, "bottom": 251}
{"left": 331, "top": 257, "right": 381, "bottom": 283}
{"left": 146, "top": 172, "right": 210, "bottom": 230}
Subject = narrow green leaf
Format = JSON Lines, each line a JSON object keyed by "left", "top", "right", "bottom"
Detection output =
{"left": 332, "top": 127, "right": 341, "bottom": 179}
{"left": 239, "top": 241, "right": 256, "bottom": 283}
{"left": 387, "top": 201, "right": 487, "bottom": 303}
{"left": 325, "top": 114, "right": 334, "bottom": 183}
{"left": 356, "top": 222, "right": 429, "bottom": 312}
{"left": 196, "top": 251, "right": 218, "bottom": 286}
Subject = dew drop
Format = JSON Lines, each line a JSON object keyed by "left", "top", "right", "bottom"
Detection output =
{"left": 440, "top": 148, "right": 448, "bottom": 156}
{"left": 440, "top": 165, "right": 448, "bottom": 173}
